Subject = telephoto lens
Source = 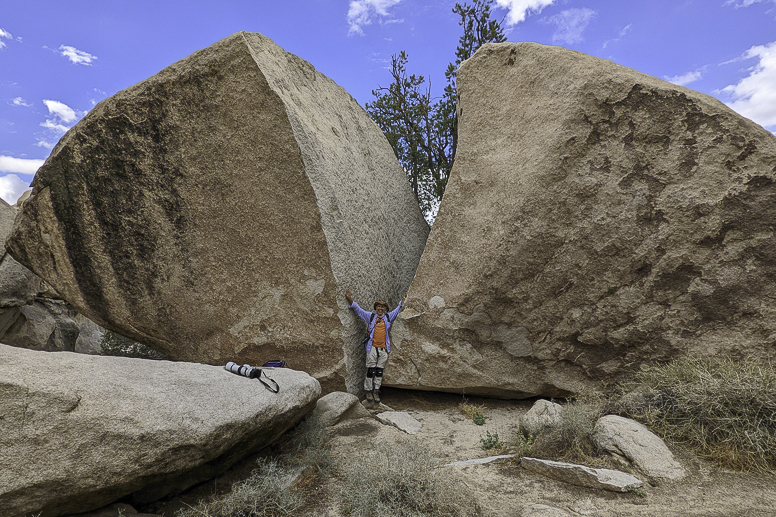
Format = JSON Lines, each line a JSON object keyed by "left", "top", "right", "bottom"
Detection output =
{"left": 224, "top": 361, "right": 260, "bottom": 379}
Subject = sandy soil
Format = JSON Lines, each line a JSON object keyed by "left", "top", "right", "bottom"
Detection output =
{"left": 142, "top": 388, "right": 776, "bottom": 517}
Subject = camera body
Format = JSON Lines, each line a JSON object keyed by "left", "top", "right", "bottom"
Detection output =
{"left": 224, "top": 361, "right": 260, "bottom": 379}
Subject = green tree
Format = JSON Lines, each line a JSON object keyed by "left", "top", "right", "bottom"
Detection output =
{"left": 366, "top": 0, "right": 506, "bottom": 223}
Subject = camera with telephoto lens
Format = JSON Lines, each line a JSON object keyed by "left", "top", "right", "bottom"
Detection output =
{"left": 224, "top": 361, "right": 260, "bottom": 379}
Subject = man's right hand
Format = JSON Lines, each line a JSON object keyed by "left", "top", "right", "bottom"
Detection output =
{"left": 345, "top": 289, "right": 353, "bottom": 305}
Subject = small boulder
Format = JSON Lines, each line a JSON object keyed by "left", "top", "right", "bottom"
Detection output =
{"left": 521, "top": 457, "right": 643, "bottom": 492}
{"left": 0, "top": 344, "right": 320, "bottom": 517}
{"left": 520, "top": 399, "right": 564, "bottom": 436}
{"left": 592, "top": 415, "right": 685, "bottom": 484}
{"left": 311, "top": 391, "right": 371, "bottom": 427}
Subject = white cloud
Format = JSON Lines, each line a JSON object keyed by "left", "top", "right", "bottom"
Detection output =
{"left": 722, "top": 41, "right": 776, "bottom": 128}
{"left": 347, "top": 0, "right": 402, "bottom": 36}
{"left": 43, "top": 99, "right": 77, "bottom": 123}
{"left": 58, "top": 45, "right": 97, "bottom": 65}
{"left": 0, "top": 156, "right": 44, "bottom": 175}
{"left": 35, "top": 140, "right": 55, "bottom": 150}
{"left": 665, "top": 70, "right": 703, "bottom": 86}
{"left": 0, "top": 28, "right": 11, "bottom": 49}
{"left": 725, "top": 0, "right": 776, "bottom": 7}
{"left": 40, "top": 99, "right": 82, "bottom": 137}
{"left": 546, "top": 8, "right": 596, "bottom": 45}
{"left": 0, "top": 174, "right": 32, "bottom": 205}
{"left": 11, "top": 97, "right": 32, "bottom": 107}
{"left": 495, "top": 0, "right": 556, "bottom": 26}
{"left": 603, "top": 24, "right": 632, "bottom": 49}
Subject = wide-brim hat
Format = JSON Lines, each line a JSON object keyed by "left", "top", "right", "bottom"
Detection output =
{"left": 374, "top": 300, "right": 389, "bottom": 310}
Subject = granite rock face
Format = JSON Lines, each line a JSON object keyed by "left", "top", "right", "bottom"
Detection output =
{"left": 0, "top": 344, "right": 320, "bottom": 517}
{"left": 388, "top": 42, "right": 776, "bottom": 398}
{"left": 6, "top": 32, "right": 428, "bottom": 393}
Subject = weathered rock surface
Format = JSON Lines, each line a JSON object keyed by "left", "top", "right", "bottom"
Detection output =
{"left": 388, "top": 41, "right": 776, "bottom": 398}
{"left": 6, "top": 31, "right": 428, "bottom": 394}
{"left": 0, "top": 344, "right": 319, "bottom": 517}
{"left": 311, "top": 391, "right": 371, "bottom": 427}
{"left": 520, "top": 399, "right": 565, "bottom": 436}
{"left": 521, "top": 457, "right": 643, "bottom": 492}
{"left": 592, "top": 415, "right": 685, "bottom": 484}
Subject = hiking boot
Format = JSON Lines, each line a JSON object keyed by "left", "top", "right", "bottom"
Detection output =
{"left": 365, "top": 391, "right": 374, "bottom": 402}
{"left": 373, "top": 390, "right": 381, "bottom": 403}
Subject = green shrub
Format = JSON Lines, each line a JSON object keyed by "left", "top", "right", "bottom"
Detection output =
{"left": 100, "top": 330, "right": 165, "bottom": 360}
{"left": 511, "top": 433, "right": 535, "bottom": 458}
{"left": 340, "top": 441, "right": 479, "bottom": 517}
{"left": 175, "top": 458, "right": 303, "bottom": 517}
{"left": 613, "top": 356, "right": 776, "bottom": 473}
{"left": 479, "top": 430, "right": 503, "bottom": 451}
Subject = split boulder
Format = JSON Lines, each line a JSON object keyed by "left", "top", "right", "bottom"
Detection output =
{"left": 0, "top": 344, "right": 320, "bottom": 517}
{"left": 387, "top": 42, "right": 776, "bottom": 398}
{"left": 6, "top": 31, "right": 428, "bottom": 393}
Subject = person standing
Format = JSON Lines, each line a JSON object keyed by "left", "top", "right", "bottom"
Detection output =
{"left": 345, "top": 288, "right": 403, "bottom": 403}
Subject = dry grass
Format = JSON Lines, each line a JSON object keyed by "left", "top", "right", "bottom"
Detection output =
{"left": 612, "top": 357, "right": 776, "bottom": 473}
{"left": 459, "top": 401, "right": 487, "bottom": 425}
{"left": 521, "top": 393, "right": 615, "bottom": 468}
{"left": 174, "top": 458, "right": 303, "bottom": 517}
{"left": 340, "top": 440, "right": 480, "bottom": 517}
{"left": 174, "top": 416, "right": 331, "bottom": 517}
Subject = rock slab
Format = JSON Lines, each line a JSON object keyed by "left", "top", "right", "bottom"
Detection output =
{"left": 592, "top": 414, "right": 685, "bottom": 484}
{"left": 0, "top": 344, "right": 320, "bottom": 517}
{"left": 6, "top": 31, "right": 428, "bottom": 394}
{"left": 388, "top": 41, "right": 776, "bottom": 398}
{"left": 521, "top": 457, "right": 643, "bottom": 492}
{"left": 376, "top": 411, "right": 422, "bottom": 434}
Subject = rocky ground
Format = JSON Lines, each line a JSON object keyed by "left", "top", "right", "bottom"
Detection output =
{"left": 132, "top": 389, "right": 776, "bottom": 517}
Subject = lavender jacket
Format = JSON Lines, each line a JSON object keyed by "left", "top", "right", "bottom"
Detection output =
{"left": 349, "top": 299, "right": 403, "bottom": 354}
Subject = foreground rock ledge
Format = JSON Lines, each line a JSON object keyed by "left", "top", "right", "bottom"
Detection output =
{"left": 0, "top": 345, "right": 320, "bottom": 517}
{"left": 6, "top": 31, "right": 428, "bottom": 393}
{"left": 388, "top": 42, "right": 776, "bottom": 398}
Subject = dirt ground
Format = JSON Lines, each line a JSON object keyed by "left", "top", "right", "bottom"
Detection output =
{"left": 142, "top": 388, "right": 776, "bottom": 517}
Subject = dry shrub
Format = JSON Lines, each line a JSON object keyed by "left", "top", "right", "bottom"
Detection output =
{"left": 287, "top": 416, "right": 333, "bottom": 477}
{"left": 175, "top": 458, "right": 303, "bottom": 517}
{"left": 340, "top": 440, "right": 479, "bottom": 517}
{"left": 526, "top": 393, "right": 612, "bottom": 467}
{"left": 459, "top": 401, "right": 487, "bottom": 425}
{"left": 613, "top": 357, "right": 776, "bottom": 473}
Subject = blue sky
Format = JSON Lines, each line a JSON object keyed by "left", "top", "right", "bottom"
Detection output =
{"left": 1, "top": 0, "right": 775, "bottom": 204}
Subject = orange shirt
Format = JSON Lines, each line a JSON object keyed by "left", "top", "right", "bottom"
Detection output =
{"left": 372, "top": 317, "right": 386, "bottom": 348}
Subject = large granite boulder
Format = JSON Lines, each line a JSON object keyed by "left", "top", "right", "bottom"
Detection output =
{"left": 6, "top": 32, "right": 428, "bottom": 393}
{"left": 0, "top": 344, "right": 320, "bottom": 517}
{"left": 387, "top": 42, "right": 776, "bottom": 398}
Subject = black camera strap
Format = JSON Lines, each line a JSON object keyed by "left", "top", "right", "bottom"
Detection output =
{"left": 257, "top": 369, "right": 280, "bottom": 393}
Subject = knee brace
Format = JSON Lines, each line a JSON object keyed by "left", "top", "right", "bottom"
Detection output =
{"left": 374, "top": 368, "right": 384, "bottom": 378}
{"left": 367, "top": 367, "right": 377, "bottom": 378}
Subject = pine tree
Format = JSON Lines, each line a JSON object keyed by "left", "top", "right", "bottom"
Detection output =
{"left": 366, "top": 0, "right": 506, "bottom": 223}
